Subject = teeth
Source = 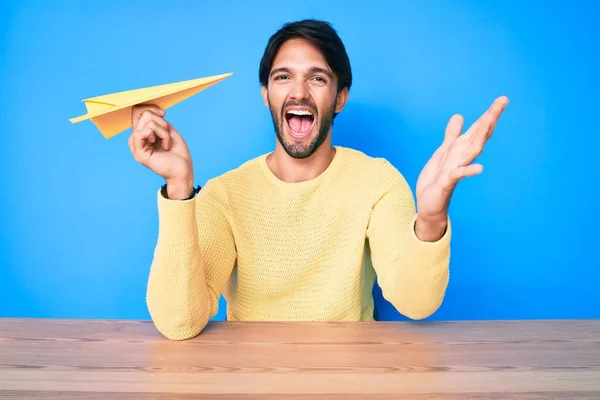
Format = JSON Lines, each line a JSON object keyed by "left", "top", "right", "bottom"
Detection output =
{"left": 287, "top": 109, "right": 313, "bottom": 116}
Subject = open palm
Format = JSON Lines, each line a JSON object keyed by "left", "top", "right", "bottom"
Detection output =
{"left": 416, "top": 96, "right": 509, "bottom": 220}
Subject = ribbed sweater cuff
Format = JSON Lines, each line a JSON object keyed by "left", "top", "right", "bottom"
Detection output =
{"left": 156, "top": 189, "right": 198, "bottom": 243}
{"left": 407, "top": 213, "right": 451, "bottom": 272}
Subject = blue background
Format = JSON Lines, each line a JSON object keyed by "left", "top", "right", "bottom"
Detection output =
{"left": 1, "top": 0, "right": 598, "bottom": 322}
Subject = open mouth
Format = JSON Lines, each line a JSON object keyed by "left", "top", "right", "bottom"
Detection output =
{"left": 285, "top": 108, "right": 315, "bottom": 139}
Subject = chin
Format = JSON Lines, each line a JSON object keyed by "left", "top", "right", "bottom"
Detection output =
{"left": 280, "top": 114, "right": 320, "bottom": 154}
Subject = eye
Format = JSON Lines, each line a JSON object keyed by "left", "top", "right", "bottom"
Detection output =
{"left": 274, "top": 75, "right": 289, "bottom": 81}
{"left": 312, "top": 76, "right": 327, "bottom": 84}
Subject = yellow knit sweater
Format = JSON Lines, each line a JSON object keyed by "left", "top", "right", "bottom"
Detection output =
{"left": 146, "top": 146, "right": 451, "bottom": 340}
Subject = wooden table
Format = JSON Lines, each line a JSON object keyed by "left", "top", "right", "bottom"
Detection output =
{"left": 0, "top": 318, "right": 598, "bottom": 399}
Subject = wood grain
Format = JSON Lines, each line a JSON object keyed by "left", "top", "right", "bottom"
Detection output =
{"left": 0, "top": 318, "right": 598, "bottom": 399}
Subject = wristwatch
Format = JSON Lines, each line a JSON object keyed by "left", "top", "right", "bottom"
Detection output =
{"left": 160, "top": 183, "right": 201, "bottom": 200}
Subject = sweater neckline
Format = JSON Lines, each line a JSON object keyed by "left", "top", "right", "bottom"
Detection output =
{"left": 259, "top": 146, "right": 344, "bottom": 190}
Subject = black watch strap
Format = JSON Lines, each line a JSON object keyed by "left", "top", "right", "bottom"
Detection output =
{"left": 160, "top": 184, "right": 201, "bottom": 200}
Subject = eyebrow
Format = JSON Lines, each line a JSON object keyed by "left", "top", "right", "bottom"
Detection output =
{"left": 270, "top": 66, "right": 334, "bottom": 81}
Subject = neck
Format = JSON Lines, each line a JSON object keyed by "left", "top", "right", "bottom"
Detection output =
{"left": 267, "top": 140, "right": 336, "bottom": 183}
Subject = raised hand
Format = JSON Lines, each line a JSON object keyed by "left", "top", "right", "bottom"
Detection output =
{"left": 414, "top": 96, "right": 509, "bottom": 240}
{"left": 128, "top": 104, "right": 194, "bottom": 199}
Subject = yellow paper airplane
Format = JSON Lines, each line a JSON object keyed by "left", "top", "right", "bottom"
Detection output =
{"left": 69, "top": 72, "right": 233, "bottom": 139}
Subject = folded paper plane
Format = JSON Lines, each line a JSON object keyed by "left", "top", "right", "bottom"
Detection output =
{"left": 69, "top": 72, "right": 233, "bottom": 139}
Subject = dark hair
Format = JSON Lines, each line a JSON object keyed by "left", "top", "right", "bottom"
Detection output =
{"left": 258, "top": 19, "right": 352, "bottom": 94}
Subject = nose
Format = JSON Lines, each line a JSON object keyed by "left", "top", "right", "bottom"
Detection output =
{"left": 289, "top": 78, "right": 309, "bottom": 102}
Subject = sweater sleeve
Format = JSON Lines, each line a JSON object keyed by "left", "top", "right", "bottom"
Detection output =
{"left": 146, "top": 178, "right": 237, "bottom": 340}
{"left": 366, "top": 159, "right": 451, "bottom": 320}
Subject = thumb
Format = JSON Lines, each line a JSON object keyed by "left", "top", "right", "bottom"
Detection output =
{"left": 449, "top": 163, "right": 483, "bottom": 183}
{"left": 161, "top": 122, "right": 180, "bottom": 150}
{"left": 444, "top": 114, "right": 464, "bottom": 143}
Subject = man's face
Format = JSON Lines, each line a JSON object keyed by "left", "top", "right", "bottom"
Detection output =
{"left": 261, "top": 38, "right": 348, "bottom": 159}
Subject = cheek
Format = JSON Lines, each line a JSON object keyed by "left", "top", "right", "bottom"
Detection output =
{"left": 313, "top": 88, "right": 336, "bottom": 111}
{"left": 268, "top": 85, "right": 289, "bottom": 103}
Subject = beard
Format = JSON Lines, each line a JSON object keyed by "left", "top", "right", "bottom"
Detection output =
{"left": 268, "top": 96, "right": 336, "bottom": 159}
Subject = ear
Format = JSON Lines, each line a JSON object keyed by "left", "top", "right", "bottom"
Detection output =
{"left": 334, "top": 86, "right": 349, "bottom": 114}
{"left": 261, "top": 85, "right": 269, "bottom": 108}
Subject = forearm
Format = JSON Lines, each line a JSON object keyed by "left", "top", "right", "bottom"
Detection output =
{"left": 146, "top": 191, "right": 213, "bottom": 340}
{"left": 146, "top": 244, "right": 212, "bottom": 340}
{"left": 387, "top": 258, "right": 449, "bottom": 320}
{"left": 380, "top": 215, "right": 451, "bottom": 320}
{"left": 368, "top": 160, "right": 452, "bottom": 320}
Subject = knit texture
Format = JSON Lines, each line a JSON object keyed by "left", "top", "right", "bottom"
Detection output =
{"left": 146, "top": 146, "right": 451, "bottom": 340}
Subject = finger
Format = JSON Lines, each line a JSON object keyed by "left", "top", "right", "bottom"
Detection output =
{"left": 488, "top": 95, "right": 509, "bottom": 118}
{"left": 486, "top": 96, "right": 509, "bottom": 138}
{"left": 134, "top": 111, "right": 170, "bottom": 150}
{"left": 132, "top": 123, "right": 157, "bottom": 151}
{"left": 131, "top": 127, "right": 156, "bottom": 164}
{"left": 444, "top": 114, "right": 464, "bottom": 142}
{"left": 133, "top": 105, "right": 165, "bottom": 126}
{"left": 146, "top": 126, "right": 157, "bottom": 145}
{"left": 469, "top": 96, "right": 510, "bottom": 151}
{"left": 472, "top": 115, "right": 493, "bottom": 151}
{"left": 132, "top": 104, "right": 165, "bottom": 129}
{"left": 137, "top": 110, "right": 169, "bottom": 132}
{"left": 465, "top": 96, "right": 509, "bottom": 140}
{"left": 449, "top": 163, "right": 483, "bottom": 183}
{"left": 147, "top": 120, "right": 172, "bottom": 150}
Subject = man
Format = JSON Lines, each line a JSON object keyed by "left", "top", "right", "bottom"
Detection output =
{"left": 128, "top": 19, "right": 508, "bottom": 340}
